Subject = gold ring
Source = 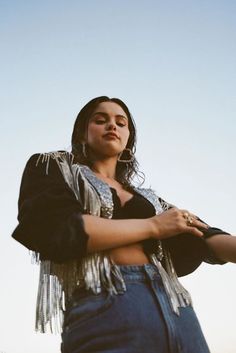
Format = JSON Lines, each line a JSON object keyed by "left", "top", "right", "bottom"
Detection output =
{"left": 183, "top": 212, "right": 193, "bottom": 226}
{"left": 187, "top": 216, "right": 193, "bottom": 225}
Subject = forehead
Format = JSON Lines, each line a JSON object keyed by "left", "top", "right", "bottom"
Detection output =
{"left": 92, "top": 101, "right": 127, "bottom": 118}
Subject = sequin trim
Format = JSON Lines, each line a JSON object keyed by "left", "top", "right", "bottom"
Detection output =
{"left": 33, "top": 151, "right": 192, "bottom": 333}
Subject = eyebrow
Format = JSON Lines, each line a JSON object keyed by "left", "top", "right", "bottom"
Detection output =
{"left": 92, "top": 112, "right": 128, "bottom": 120}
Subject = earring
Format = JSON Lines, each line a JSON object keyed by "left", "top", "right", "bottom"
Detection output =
{"left": 118, "top": 148, "right": 134, "bottom": 163}
{"left": 82, "top": 142, "right": 88, "bottom": 159}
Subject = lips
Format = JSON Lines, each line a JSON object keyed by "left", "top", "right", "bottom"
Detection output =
{"left": 103, "top": 132, "right": 119, "bottom": 139}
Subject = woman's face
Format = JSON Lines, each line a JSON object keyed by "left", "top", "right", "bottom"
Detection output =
{"left": 85, "top": 101, "right": 130, "bottom": 160}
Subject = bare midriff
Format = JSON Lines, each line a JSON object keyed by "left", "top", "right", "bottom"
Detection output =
{"left": 109, "top": 245, "right": 150, "bottom": 265}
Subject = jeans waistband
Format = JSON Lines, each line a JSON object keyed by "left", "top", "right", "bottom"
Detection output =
{"left": 72, "top": 263, "right": 162, "bottom": 297}
{"left": 114, "top": 263, "right": 161, "bottom": 282}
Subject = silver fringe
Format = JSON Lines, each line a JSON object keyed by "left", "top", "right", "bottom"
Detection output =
{"left": 150, "top": 251, "right": 192, "bottom": 315}
{"left": 33, "top": 151, "right": 192, "bottom": 333}
{"left": 34, "top": 152, "right": 125, "bottom": 333}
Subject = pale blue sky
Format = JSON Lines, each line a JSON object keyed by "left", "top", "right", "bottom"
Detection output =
{"left": 1, "top": 1, "right": 236, "bottom": 352}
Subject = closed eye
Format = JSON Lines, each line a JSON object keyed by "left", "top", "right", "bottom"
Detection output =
{"left": 95, "top": 119, "right": 106, "bottom": 124}
{"left": 117, "top": 122, "right": 126, "bottom": 127}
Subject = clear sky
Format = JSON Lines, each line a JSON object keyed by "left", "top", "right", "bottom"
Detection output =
{"left": 1, "top": 1, "right": 236, "bottom": 352}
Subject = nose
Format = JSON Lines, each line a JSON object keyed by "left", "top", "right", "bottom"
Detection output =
{"left": 106, "top": 119, "right": 117, "bottom": 131}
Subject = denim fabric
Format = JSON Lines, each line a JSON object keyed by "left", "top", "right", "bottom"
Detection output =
{"left": 61, "top": 264, "right": 210, "bottom": 353}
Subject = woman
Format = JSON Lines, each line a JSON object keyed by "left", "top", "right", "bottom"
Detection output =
{"left": 12, "top": 96, "right": 236, "bottom": 353}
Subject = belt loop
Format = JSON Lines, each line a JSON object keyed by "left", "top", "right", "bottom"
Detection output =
{"left": 144, "top": 264, "right": 158, "bottom": 280}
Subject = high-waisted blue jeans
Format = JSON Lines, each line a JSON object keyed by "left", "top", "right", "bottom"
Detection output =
{"left": 61, "top": 264, "right": 210, "bottom": 353}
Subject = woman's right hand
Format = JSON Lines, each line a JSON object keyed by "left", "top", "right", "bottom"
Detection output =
{"left": 149, "top": 208, "right": 209, "bottom": 240}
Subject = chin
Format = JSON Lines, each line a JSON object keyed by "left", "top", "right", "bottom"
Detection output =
{"left": 90, "top": 150, "right": 118, "bottom": 160}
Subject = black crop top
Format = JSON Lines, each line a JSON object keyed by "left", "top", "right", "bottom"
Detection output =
{"left": 12, "top": 154, "right": 229, "bottom": 277}
{"left": 111, "top": 187, "right": 156, "bottom": 219}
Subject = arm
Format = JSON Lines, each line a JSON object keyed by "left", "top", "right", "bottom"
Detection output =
{"left": 12, "top": 154, "right": 154, "bottom": 261}
{"left": 84, "top": 215, "right": 153, "bottom": 252}
{"left": 205, "top": 234, "right": 236, "bottom": 263}
{"left": 12, "top": 155, "right": 207, "bottom": 263}
{"left": 84, "top": 207, "right": 208, "bottom": 252}
{"left": 156, "top": 198, "right": 233, "bottom": 276}
{"left": 12, "top": 153, "right": 89, "bottom": 263}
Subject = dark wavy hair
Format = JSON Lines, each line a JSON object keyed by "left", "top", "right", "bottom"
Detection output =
{"left": 71, "top": 96, "right": 143, "bottom": 186}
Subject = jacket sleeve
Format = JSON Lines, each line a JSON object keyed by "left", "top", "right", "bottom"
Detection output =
{"left": 158, "top": 197, "right": 230, "bottom": 277}
{"left": 11, "top": 153, "right": 89, "bottom": 263}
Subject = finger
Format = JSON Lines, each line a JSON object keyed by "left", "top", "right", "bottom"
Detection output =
{"left": 180, "top": 210, "right": 200, "bottom": 220}
{"left": 181, "top": 209, "right": 190, "bottom": 218}
{"left": 180, "top": 210, "right": 198, "bottom": 227}
{"left": 194, "top": 219, "right": 209, "bottom": 230}
{"left": 187, "top": 227, "right": 204, "bottom": 237}
{"left": 189, "top": 213, "right": 198, "bottom": 220}
{"left": 180, "top": 210, "right": 208, "bottom": 229}
{"left": 185, "top": 212, "right": 210, "bottom": 228}
{"left": 187, "top": 217, "right": 209, "bottom": 230}
{"left": 180, "top": 210, "right": 198, "bottom": 223}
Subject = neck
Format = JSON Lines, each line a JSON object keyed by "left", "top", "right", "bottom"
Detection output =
{"left": 91, "top": 157, "right": 118, "bottom": 179}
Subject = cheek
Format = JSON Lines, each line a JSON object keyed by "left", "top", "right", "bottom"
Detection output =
{"left": 123, "top": 130, "right": 130, "bottom": 145}
{"left": 87, "top": 125, "right": 100, "bottom": 143}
